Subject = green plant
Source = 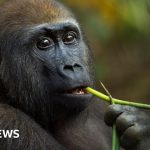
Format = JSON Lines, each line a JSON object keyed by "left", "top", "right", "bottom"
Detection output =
{"left": 86, "top": 87, "right": 150, "bottom": 150}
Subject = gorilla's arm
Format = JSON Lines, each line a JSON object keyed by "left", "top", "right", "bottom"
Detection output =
{"left": 105, "top": 104, "right": 150, "bottom": 150}
{"left": 0, "top": 104, "right": 66, "bottom": 150}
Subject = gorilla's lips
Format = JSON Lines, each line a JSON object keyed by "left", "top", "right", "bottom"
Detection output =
{"left": 65, "top": 87, "right": 88, "bottom": 95}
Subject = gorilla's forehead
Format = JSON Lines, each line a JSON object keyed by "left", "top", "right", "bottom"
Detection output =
{"left": 31, "top": 19, "right": 79, "bottom": 31}
{"left": 0, "top": 0, "right": 74, "bottom": 28}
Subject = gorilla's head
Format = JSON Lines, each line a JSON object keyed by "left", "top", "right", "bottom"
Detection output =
{"left": 0, "top": 0, "right": 94, "bottom": 125}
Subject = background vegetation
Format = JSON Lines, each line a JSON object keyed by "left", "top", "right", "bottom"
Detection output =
{"left": 59, "top": 0, "right": 150, "bottom": 103}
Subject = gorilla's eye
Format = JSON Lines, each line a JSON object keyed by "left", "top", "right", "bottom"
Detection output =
{"left": 63, "top": 31, "right": 78, "bottom": 45}
{"left": 37, "top": 38, "right": 54, "bottom": 50}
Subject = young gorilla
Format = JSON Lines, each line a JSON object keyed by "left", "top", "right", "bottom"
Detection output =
{"left": 0, "top": 0, "right": 150, "bottom": 150}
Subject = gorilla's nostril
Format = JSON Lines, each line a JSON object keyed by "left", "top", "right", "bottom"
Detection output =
{"left": 63, "top": 65, "right": 74, "bottom": 71}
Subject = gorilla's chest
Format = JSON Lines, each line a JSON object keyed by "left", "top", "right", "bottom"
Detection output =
{"left": 54, "top": 117, "right": 111, "bottom": 150}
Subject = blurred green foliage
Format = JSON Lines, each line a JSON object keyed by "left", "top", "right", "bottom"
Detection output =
{"left": 59, "top": 0, "right": 150, "bottom": 102}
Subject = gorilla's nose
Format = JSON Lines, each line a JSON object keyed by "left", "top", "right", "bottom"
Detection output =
{"left": 63, "top": 63, "right": 82, "bottom": 73}
{"left": 58, "top": 63, "right": 85, "bottom": 80}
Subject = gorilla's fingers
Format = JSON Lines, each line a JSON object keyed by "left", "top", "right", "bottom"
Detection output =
{"left": 104, "top": 104, "right": 139, "bottom": 126}
{"left": 120, "top": 125, "right": 142, "bottom": 149}
{"left": 116, "top": 113, "right": 136, "bottom": 136}
{"left": 104, "top": 104, "right": 123, "bottom": 126}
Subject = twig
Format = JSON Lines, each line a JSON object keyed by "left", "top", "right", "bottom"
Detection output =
{"left": 100, "top": 82, "right": 120, "bottom": 150}
{"left": 86, "top": 87, "right": 150, "bottom": 109}
{"left": 86, "top": 87, "right": 150, "bottom": 149}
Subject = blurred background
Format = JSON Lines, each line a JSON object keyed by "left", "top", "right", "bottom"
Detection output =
{"left": 59, "top": 0, "right": 150, "bottom": 103}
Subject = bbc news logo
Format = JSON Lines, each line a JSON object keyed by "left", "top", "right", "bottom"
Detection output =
{"left": 0, "top": 130, "right": 19, "bottom": 138}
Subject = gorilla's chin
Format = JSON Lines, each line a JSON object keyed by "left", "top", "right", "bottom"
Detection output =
{"left": 51, "top": 93, "right": 93, "bottom": 115}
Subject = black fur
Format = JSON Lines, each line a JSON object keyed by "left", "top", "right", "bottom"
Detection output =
{"left": 0, "top": 0, "right": 111, "bottom": 149}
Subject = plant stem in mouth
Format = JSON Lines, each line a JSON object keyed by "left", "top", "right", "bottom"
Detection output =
{"left": 86, "top": 87, "right": 150, "bottom": 150}
{"left": 86, "top": 87, "right": 150, "bottom": 109}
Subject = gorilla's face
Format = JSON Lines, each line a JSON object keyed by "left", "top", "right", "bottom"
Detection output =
{"left": 29, "top": 22, "right": 93, "bottom": 113}
{"left": 0, "top": 0, "right": 93, "bottom": 122}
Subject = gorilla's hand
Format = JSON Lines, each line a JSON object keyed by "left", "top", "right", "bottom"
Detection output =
{"left": 104, "top": 104, "right": 150, "bottom": 150}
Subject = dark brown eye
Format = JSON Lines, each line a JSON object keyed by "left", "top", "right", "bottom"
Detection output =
{"left": 63, "top": 31, "right": 78, "bottom": 45}
{"left": 37, "top": 38, "right": 54, "bottom": 50}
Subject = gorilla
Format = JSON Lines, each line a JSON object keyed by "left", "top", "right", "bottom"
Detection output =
{"left": 0, "top": 0, "right": 150, "bottom": 150}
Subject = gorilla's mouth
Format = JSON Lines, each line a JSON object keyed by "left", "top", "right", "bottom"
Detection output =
{"left": 64, "top": 87, "right": 88, "bottom": 95}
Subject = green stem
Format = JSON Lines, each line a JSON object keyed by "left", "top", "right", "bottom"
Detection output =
{"left": 86, "top": 87, "right": 150, "bottom": 150}
{"left": 112, "top": 124, "right": 120, "bottom": 150}
{"left": 86, "top": 87, "right": 150, "bottom": 109}
{"left": 109, "top": 91, "right": 120, "bottom": 150}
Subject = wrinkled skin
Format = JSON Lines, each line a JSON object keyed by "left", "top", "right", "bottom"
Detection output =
{"left": 104, "top": 104, "right": 150, "bottom": 150}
